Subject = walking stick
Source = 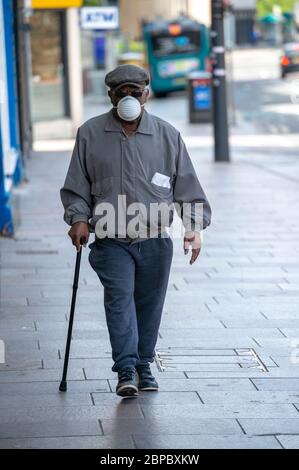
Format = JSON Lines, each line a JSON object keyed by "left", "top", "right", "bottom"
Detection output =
{"left": 59, "top": 246, "right": 82, "bottom": 392}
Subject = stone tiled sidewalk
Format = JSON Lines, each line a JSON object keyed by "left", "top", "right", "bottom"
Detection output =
{"left": 1, "top": 140, "right": 299, "bottom": 449}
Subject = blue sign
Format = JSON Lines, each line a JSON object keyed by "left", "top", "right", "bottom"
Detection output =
{"left": 81, "top": 7, "right": 119, "bottom": 30}
{"left": 194, "top": 85, "right": 211, "bottom": 110}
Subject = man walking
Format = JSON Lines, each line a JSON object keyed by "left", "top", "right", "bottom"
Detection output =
{"left": 61, "top": 65, "right": 211, "bottom": 398}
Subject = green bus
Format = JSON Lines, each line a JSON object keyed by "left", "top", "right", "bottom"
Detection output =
{"left": 143, "top": 18, "right": 210, "bottom": 98}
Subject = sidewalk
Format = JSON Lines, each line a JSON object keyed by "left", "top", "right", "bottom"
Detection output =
{"left": 1, "top": 136, "right": 299, "bottom": 449}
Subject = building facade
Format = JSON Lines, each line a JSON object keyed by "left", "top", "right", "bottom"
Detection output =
{"left": 0, "top": 0, "right": 23, "bottom": 236}
{"left": 119, "top": 0, "right": 211, "bottom": 40}
{"left": 232, "top": 0, "right": 257, "bottom": 45}
{"left": 0, "top": 0, "right": 84, "bottom": 236}
{"left": 28, "top": 1, "right": 83, "bottom": 140}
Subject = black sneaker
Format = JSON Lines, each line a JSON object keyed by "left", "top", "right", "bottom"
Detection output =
{"left": 116, "top": 367, "right": 139, "bottom": 397}
{"left": 136, "top": 364, "right": 159, "bottom": 391}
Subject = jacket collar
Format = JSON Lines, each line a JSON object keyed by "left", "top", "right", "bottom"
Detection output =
{"left": 104, "top": 109, "right": 154, "bottom": 135}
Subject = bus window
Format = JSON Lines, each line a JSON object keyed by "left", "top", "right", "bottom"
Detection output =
{"left": 151, "top": 31, "right": 201, "bottom": 57}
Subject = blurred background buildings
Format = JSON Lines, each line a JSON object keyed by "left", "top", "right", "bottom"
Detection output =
{"left": 1, "top": 0, "right": 299, "bottom": 235}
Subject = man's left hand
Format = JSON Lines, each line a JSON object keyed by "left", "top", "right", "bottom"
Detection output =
{"left": 184, "top": 231, "right": 202, "bottom": 265}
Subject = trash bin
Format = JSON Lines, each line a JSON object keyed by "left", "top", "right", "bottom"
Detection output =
{"left": 188, "top": 71, "right": 212, "bottom": 123}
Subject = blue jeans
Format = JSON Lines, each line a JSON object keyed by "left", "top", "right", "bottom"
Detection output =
{"left": 88, "top": 237, "right": 173, "bottom": 372}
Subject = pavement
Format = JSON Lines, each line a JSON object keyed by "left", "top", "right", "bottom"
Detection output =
{"left": 1, "top": 133, "right": 299, "bottom": 449}
{"left": 1, "top": 48, "right": 299, "bottom": 449}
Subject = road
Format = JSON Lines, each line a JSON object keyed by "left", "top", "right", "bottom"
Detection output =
{"left": 145, "top": 47, "right": 299, "bottom": 136}
{"left": 231, "top": 48, "right": 299, "bottom": 135}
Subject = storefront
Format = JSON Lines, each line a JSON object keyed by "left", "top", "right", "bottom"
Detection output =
{"left": 80, "top": 1, "right": 119, "bottom": 98}
{"left": 29, "top": 1, "right": 83, "bottom": 139}
{"left": 0, "top": 0, "right": 83, "bottom": 235}
{"left": 0, "top": 0, "right": 22, "bottom": 236}
{"left": 235, "top": 8, "right": 256, "bottom": 45}
{"left": 232, "top": 0, "right": 256, "bottom": 46}
{"left": 29, "top": 7, "right": 70, "bottom": 122}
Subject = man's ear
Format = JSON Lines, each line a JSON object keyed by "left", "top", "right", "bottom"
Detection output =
{"left": 108, "top": 90, "right": 113, "bottom": 103}
{"left": 145, "top": 88, "right": 150, "bottom": 101}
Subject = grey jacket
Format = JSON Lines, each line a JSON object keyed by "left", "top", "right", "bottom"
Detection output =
{"left": 60, "top": 109, "right": 211, "bottom": 239}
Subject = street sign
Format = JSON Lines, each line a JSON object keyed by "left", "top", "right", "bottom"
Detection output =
{"left": 80, "top": 6, "right": 119, "bottom": 30}
{"left": 194, "top": 84, "right": 212, "bottom": 110}
{"left": 31, "top": 1, "right": 83, "bottom": 8}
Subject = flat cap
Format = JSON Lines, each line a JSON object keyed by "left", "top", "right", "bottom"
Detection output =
{"left": 105, "top": 64, "right": 150, "bottom": 90}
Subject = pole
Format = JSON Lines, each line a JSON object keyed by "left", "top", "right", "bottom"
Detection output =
{"left": 15, "top": 1, "right": 33, "bottom": 167}
{"left": 59, "top": 247, "right": 82, "bottom": 392}
{"left": 211, "top": 0, "right": 230, "bottom": 162}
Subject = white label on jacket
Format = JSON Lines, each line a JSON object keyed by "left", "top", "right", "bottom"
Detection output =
{"left": 151, "top": 172, "right": 171, "bottom": 189}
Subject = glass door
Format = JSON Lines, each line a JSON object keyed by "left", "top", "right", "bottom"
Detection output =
{"left": 29, "top": 9, "right": 70, "bottom": 122}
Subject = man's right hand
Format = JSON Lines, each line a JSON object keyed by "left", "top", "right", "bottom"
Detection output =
{"left": 68, "top": 222, "right": 90, "bottom": 251}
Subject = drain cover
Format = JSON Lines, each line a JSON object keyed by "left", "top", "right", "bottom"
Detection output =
{"left": 155, "top": 347, "right": 268, "bottom": 373}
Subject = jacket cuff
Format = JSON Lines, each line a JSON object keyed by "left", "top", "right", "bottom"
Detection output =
{"left": 71, "top": 214, "right": 89, "bottom": 225}
{"left": 202, "top": 217, "right": 211, "bottom": 230}
{"left": 181, "top": 215, "right": 203, "bottom": 233}
{"left": 183, "top": 216, "right": 210, "bottom": 233}
{"left": 183, "top": 222, "right": 203, "bottom": 233}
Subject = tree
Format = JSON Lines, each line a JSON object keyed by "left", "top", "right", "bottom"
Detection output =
{"left": 256, "top": 0, "right": 297, "bottom": 17}
{"left": 83, "top": 0, "right": 103, "bottom": 6}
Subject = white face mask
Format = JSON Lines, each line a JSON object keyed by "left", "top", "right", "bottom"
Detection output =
{"left": 114, "top": 96, "right": 145, "bottom": 122}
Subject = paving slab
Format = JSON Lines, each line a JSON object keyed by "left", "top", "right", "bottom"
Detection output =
{"left": 0, "top": 435, "right": 134, "bottom": 449}
{"left": 100, "top": 417, "right": 242, "bottom": 436}
{"left": 0, "top": 403, "right": 143, "bottom": 424}
{"left": 0, "top": 393, "right": 93, "bottom": 408}
{"left": 198, "top": 390, "right": 299, "bottom": 404}
{"left": 132, "top": 434, "right": 282, "bottom": 449}
{"left": 251, "top": 379, "right": 299, "bottom": 391}
{"left": 276, "top": 435, "right": 299, "bottom": 449}
{"left": 140, "top": 403, "right": 297, "bottom": 419}
{"left": 0, "top": 380, "right": 110, "bottom": 396}
{"left": 238, "top": 418, "right": 299, "bottom": 436}
{"left": 0, "top": 420, "right": 102, "bottom": 439}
